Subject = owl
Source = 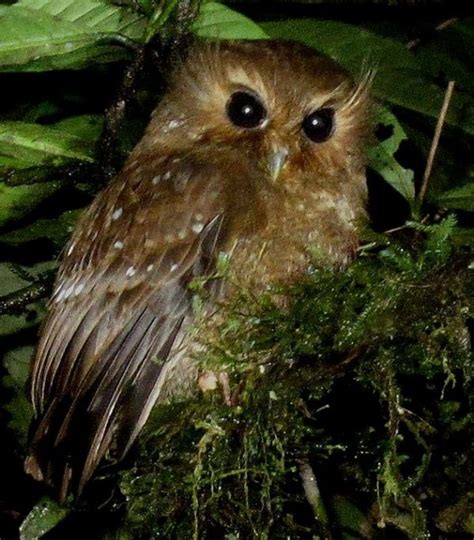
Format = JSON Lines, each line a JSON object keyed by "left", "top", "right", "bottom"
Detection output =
{"left": 25, "top": 39, "right": 372, "bottom": 502}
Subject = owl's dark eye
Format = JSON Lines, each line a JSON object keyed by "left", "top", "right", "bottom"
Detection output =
{"left": 226, "top": 91, "right": 266, "bottom": 129}
{"left": 302, "top": 108, "right": 335, "bottom": 143}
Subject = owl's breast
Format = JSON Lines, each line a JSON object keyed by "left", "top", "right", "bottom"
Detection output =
{"left": 226, "top": 184, "right": 362, "bottom": 289}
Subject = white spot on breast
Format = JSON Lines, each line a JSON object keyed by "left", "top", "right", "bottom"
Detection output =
{"left": 113, "top": 240, "right": 124, "bottom": 250}
{"left": 147, "top": 264, "right": 154, "bottom": 272}
{"left": 168, "top": 120, "right": 180, "bottom": 129}
{"left": 152, "top": 175, "right": 161, "bottom": 185}
{"left": 126, "top": 266, "right": 136, "bottom": 277}
{"left": 313, "top": 191, "right": 336, "bottom": 210}
{"left": 111, "top": 208, "right": 123, "bottom": 221}
{"left": 178, "top": 230, "right": 187, "bottom": 240}
{"left": 67, "top": 243, "right": 75, "bottom": 256}
{"left": 192, "top": 222, "right": 204, "bottom": 234}
{"left": 335, "top": 198, "right": 355, "bottom": 223}
{"left": 163, "top": 171, "right": 171, "bottom": 181}
{"left": 195, "top": 213, "right": 204, "bottom": 221}
{"left": 170, "top": 263, "right": 178, "bottom": 272}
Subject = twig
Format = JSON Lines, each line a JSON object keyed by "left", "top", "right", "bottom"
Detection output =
{"left": 418, "top": 81, "right": 455, "bottom": 206}
{"left": 0, "top": 283, "right": 49, "bottom": 316}
{"left": 299, "top": 460, "right": 333, "bottom": 539}
{"left": 0, "top": 270, "right": 55, "bottom": 316}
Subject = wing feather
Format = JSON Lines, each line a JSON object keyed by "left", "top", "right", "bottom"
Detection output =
{"left": 26, "top": 156, "right": 228, "bottom": 500}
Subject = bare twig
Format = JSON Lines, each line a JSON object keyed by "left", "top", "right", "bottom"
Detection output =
{"left": 418, "top": 81, "right": 455, "bottom": 206}
{"left": 0, "top": 283, "right": 49, "bottom": 316}
{"left": 299, "top": 460, "right": 333, "bottom": 539}
{"left": 0, "top": 271, "right": 54, "bottom": 316}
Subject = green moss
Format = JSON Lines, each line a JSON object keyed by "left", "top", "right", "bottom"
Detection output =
{"left": 121, "top": 219, "right": 472, "bottom": 538}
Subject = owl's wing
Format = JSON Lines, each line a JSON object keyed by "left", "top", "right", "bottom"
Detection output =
{"left": 26, "top": 155, "right": 228, "bottom": 501}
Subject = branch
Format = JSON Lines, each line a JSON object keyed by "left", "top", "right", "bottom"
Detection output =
{"left": 0, "top": 272, "right": 54, "bottom": 316}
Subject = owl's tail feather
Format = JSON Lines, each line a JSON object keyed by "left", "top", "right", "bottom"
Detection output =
{"left": 25, "top": 303, "right": 189, "bottom": 504}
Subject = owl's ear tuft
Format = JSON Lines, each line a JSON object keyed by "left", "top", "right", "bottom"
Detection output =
{"left": 340, "top": 65, "right": 375, "bottom": 118}
{"left": 334, "top": 64, "right": 376, "bottom": 149}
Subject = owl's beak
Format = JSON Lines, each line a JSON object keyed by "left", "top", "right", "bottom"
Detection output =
{"left": 269, "top": 146, "right": 289, "bottom": 181}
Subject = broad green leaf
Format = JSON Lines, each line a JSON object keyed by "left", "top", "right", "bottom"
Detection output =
{"left": 0, "top": 116, "right": 101, "bottom": 224}
{"left": 262, "top": 19, "right": 474, "bottom": 135}
{"left": 193, "top": 2, "right": 268, "bottom": 40}
{"left": 3, "top": 345, "right": 33, "bottom": 386}
{"left": 434, "top": 183, "right": 474, "bottom": 212}
{"left": 20, "top": 497, "right": 69, "bottom": 540}
{"left": 331, "top": 495, "right": 373, "bottom": 538}
{"left": 0, "top": 209, "right": 80, "bottom": 246}
{"left": 413, "top": 25, "right": 474, "bottom": 96}
{"left": 263, "top": 19, "right": 418, "bottom": 73}
{"left": 368, "top": 108, "right": 415, "bottom": 206}
{"left": 53, "top": 114, "right": 103, "bottom": 142}
{"left": 0, "top": 115, "right": 102, "bottom": 168}
{"left": 0, "top": 182, "right": 60, "bottom": 226}
{"left": 0, "top": 0, "right": 145, "bottom": 72}
{"left": 0, "top": 261, "right": 52, "bottom": 336}
{"left": 3, "top": 374, "right": 33, "bottom": 448}
{"left": 3, "top": 345, "right": 34, "bottom": 447}
{"left": 0, "top": 300, "right": 46, "bottom": 337}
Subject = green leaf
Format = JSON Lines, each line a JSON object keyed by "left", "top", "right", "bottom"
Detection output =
{"left": 3, "top": 345, "right": 34, "bottom": 447}
{"left": 368, "top": 107, "right": 415, "bottom": 207}
{"left": 0, "top": 262, "right": 52, "bottom": 336}
{"left": 413, "top": 24, "right": 474, "bottom": 96}
{"left": 434, "top": 183, "right": 474, "bottom": 212}
{"left": 331, "top": 495, "right": 373, "bottom": 538}
{"left": 3, "top": 345, "right": 33, "bottom": 386}
{"left": 0, "top": 0, "right": 146, "bottom": 72}
{"left": 0, "top": 182, "right": 60, "bottom": 226}
{"left": 19, "top": 497, "right": 69, "bottom": 540}
{"left": 193, "top": 2, "right": 268, "bottom": 40}
{"left": 263, "top": 19, "right": 418, "bottom": 73}
{"left": 262, "top": 19, "right": 474, "bottom": 135}
{"left": 0, "top": 115, "right": 101, "bottom": 224}
{"left": 0, "top": 115, "right": 102, "bottom": 168}
{"left": 3, "top": 374, "right": 33, "bottom": 448}
{"left": 0, "top": 209, "right": 80, "bottom": 246}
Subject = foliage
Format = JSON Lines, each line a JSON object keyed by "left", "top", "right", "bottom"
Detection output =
{"left": 120, "top": 219, "right": 472, "bottom": 539}
{"left": 0, "top": 0, "right": 145, "bottom": 71}
{"left": 0, "top": 0, "right": 472, "bottom": 538}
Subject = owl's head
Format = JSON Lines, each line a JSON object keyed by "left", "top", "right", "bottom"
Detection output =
{"left": 142, "top": 39, "right": 373, "bottom": 184}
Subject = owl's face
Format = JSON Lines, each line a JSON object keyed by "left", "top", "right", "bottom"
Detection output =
{"left": 142, "top": 40, "right": 372, "bottom": 187}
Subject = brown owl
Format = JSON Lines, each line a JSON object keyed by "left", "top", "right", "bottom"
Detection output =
{"left": 25, "top": 39, "right": 372, "bottom": 502}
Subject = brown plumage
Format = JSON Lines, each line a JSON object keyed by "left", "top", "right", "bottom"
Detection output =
{"left": 25, "top": 39, "right": 372, "bottom": 502}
